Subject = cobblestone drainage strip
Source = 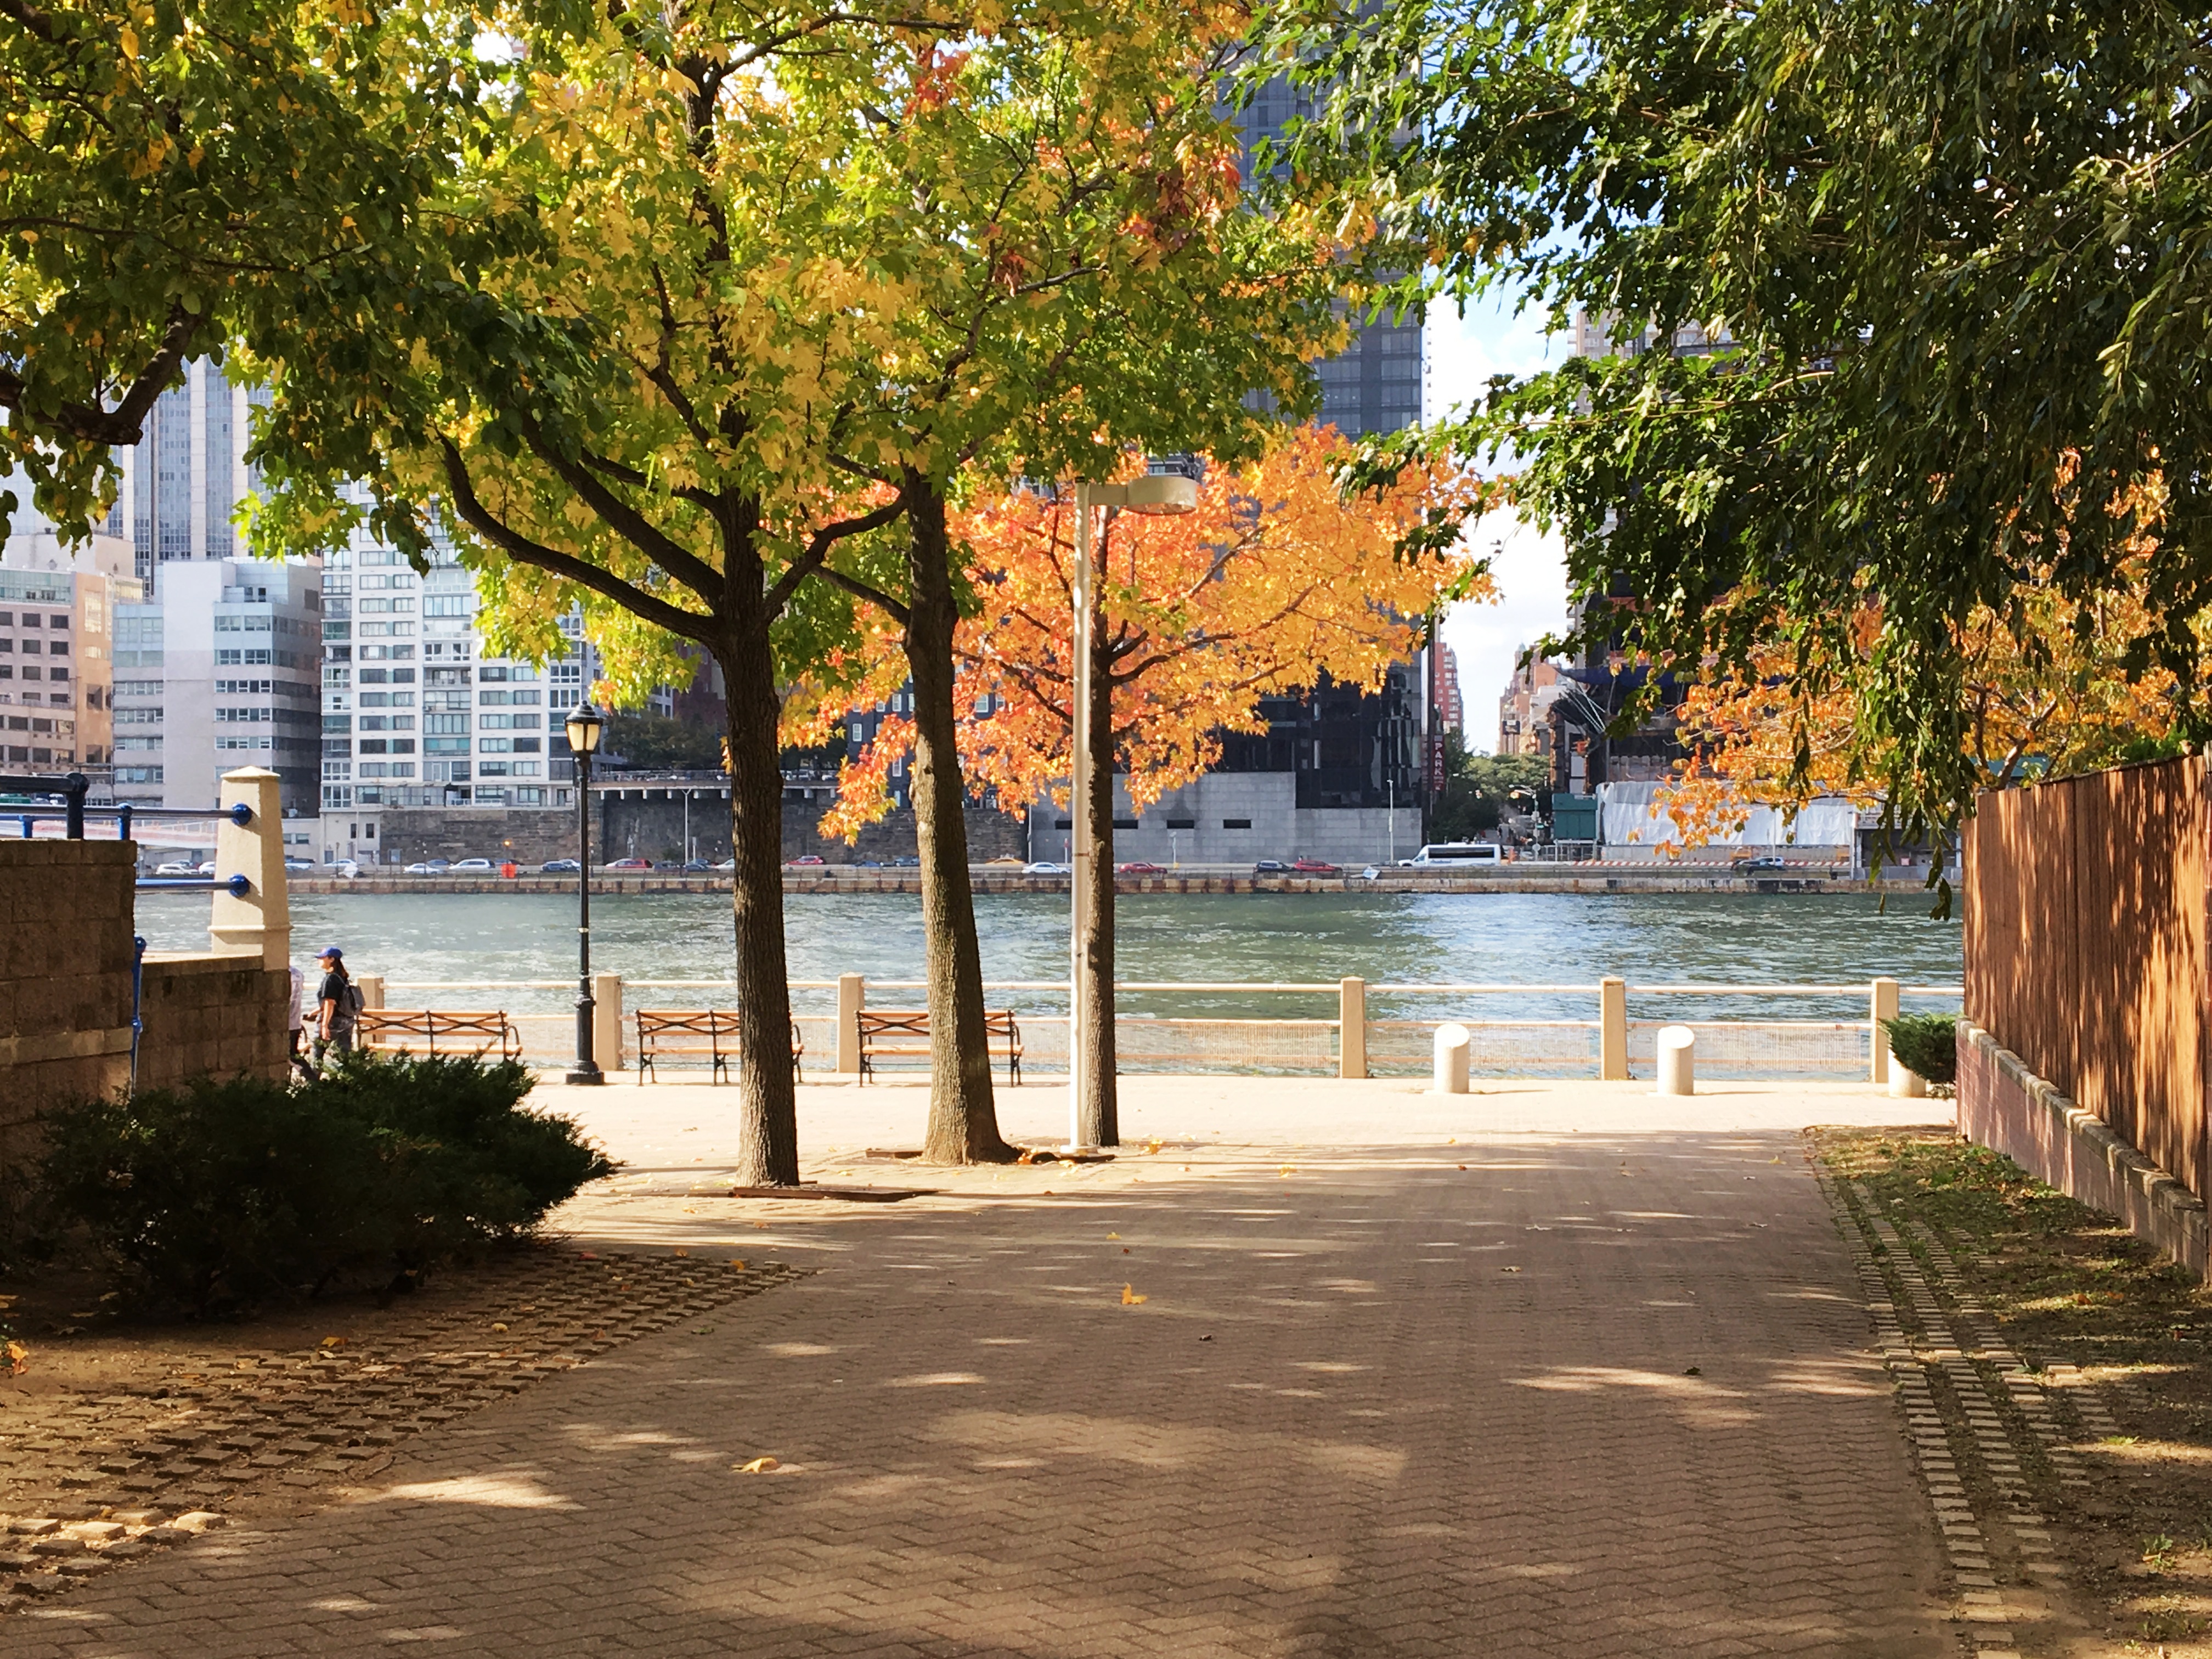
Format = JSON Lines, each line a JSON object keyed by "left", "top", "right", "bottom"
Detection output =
{"left": 0, "top": 1254, "right": 805, "bottom": 1618}
{"left": 1819, "top": 1171, "right": 2120, "bottom": 1657}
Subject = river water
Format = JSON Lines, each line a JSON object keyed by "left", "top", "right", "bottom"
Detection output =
{"left": 135, "top": 889, "right": 1962, "bottom": 1032}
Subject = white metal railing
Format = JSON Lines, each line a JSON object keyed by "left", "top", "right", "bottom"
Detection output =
{"left": 352, "top": 973, "right": 1960, "bottom": 1082}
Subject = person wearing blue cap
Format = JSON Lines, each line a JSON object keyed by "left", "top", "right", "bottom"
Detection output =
{"left": 313, "top": 945, "right": 361, "bottom": 1071}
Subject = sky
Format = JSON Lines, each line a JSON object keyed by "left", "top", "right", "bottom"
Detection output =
{"left": 1420, "top": 289, "right": 1571, "bottom": 753}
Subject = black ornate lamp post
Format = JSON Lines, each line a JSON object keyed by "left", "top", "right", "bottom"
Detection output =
{"left": 564, "top": 700, "right": 605, "bottom": 1085}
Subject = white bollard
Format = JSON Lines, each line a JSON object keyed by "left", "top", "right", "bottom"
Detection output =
{"left": 1433, "top": 1022, "right": 1470, "bottom": 1094}
{"left": 1656, "top": 1025, "right": 1696, "bottom": 1096}
{"left": 1888, "top": 1066, "right": 1926, "bottom": 1098}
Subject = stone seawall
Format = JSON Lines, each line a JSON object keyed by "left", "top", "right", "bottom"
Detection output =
{"left": 0, "top": 839, "right": 135, "bottom": 1160}
{"left": 295, "top": 871, "right": 1932, "bottom": 898}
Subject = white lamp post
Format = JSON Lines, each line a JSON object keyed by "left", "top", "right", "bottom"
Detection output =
{"left": 1066, "top": 473, "right": 1198, "bottom": 1152}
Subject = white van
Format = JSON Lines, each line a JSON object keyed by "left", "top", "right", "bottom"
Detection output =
{"left": 1408, "top": 842, "right": 1504, "bottom": 867}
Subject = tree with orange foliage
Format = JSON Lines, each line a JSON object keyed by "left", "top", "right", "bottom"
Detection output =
{"left": 1657, "top": 557, "right": 2193, "bottom": 856}
{"left": 816, "top": 425, "right": 1491, "bottom": 1139}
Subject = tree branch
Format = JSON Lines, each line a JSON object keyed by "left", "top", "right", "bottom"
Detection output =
{"left": 438, "top": 439, "right": 715, "bottom": 645}
{"left": 0, "top": 302, "right": 201, "bottom": 446}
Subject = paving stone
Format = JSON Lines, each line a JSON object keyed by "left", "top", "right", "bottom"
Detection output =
{"left": 0, "top": 1115, "right": 1951, "bottom": 1657}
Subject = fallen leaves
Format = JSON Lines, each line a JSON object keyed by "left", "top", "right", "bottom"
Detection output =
{"left": 319, "top": 1335, "right": 347, "bottom": 1350}
{"left": 727, "top": 1259, "right": 747, "bottom": 1270}
{"left": 491, "top": 1323, "right": 509, "bottom": 1334}
{"left": 735, "top": 1456, "right": 780, "bottom": 1474}
{"left": 5, "top": 1340, "right": 27, "bottom": 1375}
{"left": 1144, "top": 1138, "right": 1165, "bottom": 1155}
{"left": 1121, "top": 1284, "right": 1148, "bottom": 1305}
{"left": 1279, "top": 1165, "right": 1297, "bottom": 1177}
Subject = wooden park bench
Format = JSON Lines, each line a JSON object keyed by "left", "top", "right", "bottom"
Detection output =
{"left": 634, "top": 1009, "right": 804, "bottom": 1085}
{"left": 357, "top": 1008, "right": 521, "bottom": 1063}
{"left": 856, "top": 1008, "right": 1023, "bottom": 1085}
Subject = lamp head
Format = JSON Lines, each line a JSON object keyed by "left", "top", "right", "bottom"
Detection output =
{"left": 565, "top": 699, "right": 604, "bottom": 757}
{"left": 1118, "top": 474, "right": 1198, "bottom": 516}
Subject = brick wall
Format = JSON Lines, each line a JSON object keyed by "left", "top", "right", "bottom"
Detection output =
{"left": 0, "top": 840, "right": 134, "bottom": 1161}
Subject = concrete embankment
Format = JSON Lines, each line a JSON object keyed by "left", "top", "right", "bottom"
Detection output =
{"left": 293, "top": 868, "right": 1935, "bottom": 898}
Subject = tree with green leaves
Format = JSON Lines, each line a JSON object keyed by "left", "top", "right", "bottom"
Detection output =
{"left": 781, "top": 26, "right": 1348, "bottom": 1160}
{"left": 1251, "top": 0, "right": 2212, "bottom": 838}
{"left": 0, "top": 0, "right": 465, "bottom": 535}
{"left": 247, "top": 0, "right": 1347, "bottom": 1179}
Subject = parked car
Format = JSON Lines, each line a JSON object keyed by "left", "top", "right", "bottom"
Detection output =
{"left": 681, "top": 859, "right": 715, "bottom": 872}
{"left": 1023, "top": 861, "right": 1071, "bottom": 875}
{"left": 403, "top": 860, "right": 447, "bottom": 874}
{"left": 1291, "top": 857, "right": 1341, "bottom": 874}
{"left": 985, "top": 856, "right": 1025, "bottom": 866}
{"left": 892, "top": 855, "right": 919, "bottom": 868}
{"left": 605, "top": 857, "right": 653, "bottom": 871}
{"left": 1735, "top": 855, "right": 1790, "bottom": 872}
{"left": 330, "top": 859, "right": 360, "bottom": 879}
{"left": 539, "top": 857, "right": 582, "bottom": 874}
{"left": 283, "top": 857, "right": 317, "bottom": 873}
{"left": 153, "top": 860, "right": 196, "bottom": 876}
{"left": 1116, "top": 860, "right": 1166, "bottom": 874}
{"left": 1254, "top": 859, "right": 1288, "bottom": 874}
{"left": 195, "top": 860, "right": 217, "bottom": 875}
{"left": 786, "top": 854, "right": 826, "bottom": 866}
{"left": 855, "top": 860, "right": 883, "bottom": 868}
{"left": 713, "top": 858, "right": 737, "bottom": 872}
{"left": 453, "top": 857, "right": 494, "bottom": 871}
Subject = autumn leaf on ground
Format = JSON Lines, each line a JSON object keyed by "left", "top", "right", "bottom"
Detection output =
{"left": 1105, "top": 1232, "right": 1120, "bottom": 1240}
{"left": 1145, "top": 1138, "right": 1165, "bottom": 1154}
{"left": 727, "top": 1259, "right": 747, "bottom": 1269}
{"left": 319, "top": 1335, "right": 346, "bottom": 1349}
{"left": 5, "top": 1341, "right": 26, "bottom": 1375}
{"left": 1279, "top": 1165, "right": 1296, "bottom": 1177}
{"left": 1121, "top": 1284, "right": 1147, "bottom": 1305}
{"left": 735, "top": 1456, "right": 780, "bottom": 1474}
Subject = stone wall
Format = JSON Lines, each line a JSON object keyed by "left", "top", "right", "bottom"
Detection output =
{"left": 136, "top": 954, "right": 291, "bottom": 1094}
{"left": 0, "top": 840, "right": 134, "bottom": 1162}
{"left": 379, "top": 798, "right": 1030, "bottom": 867}
{"left": 1959, "top": 1019, "right": 2209, "bottom": 1278}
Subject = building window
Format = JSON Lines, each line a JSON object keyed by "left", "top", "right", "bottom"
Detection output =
{"left": 1222, "top": 819, "right": 1252, "bottom": 830}
{"left": 1166, "top": 818, "right": 1196, "bottom": 829}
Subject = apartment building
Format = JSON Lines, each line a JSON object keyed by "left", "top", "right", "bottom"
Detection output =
{"left": 316, "top": 529, "right": 600, "bottom": 865}
{"left": 0, "top": 506, "right": 135, "bottom": 774}
{"left": 110, "top": 558, "right": 323, "bottom": 814}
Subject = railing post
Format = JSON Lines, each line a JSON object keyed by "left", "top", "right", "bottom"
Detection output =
{"left": 595, "top": 972, "right": 624, "bottom": 1070}
{"left": 836, "top": 972, "right": 864, "bottom": 1074}
{"left": 208, "top": 766, "right": 289, "bottom": 969}
{"left": 1338, "top": 976, "right": 1367, "bottom": 1079}
{"left": 356, "top": 973, "right": 386, "bottom": 1012}
{"left": 1600, "top": 976, "right": 1628, "bottom": 1080}
{"left": 1870, "top": 977, "right": 1900, "bottom": 1084}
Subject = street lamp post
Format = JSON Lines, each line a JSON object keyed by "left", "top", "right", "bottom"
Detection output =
{"left": 565, "top": 700, "right": 605, "bottom": 1085}
{"left": 1065, "top": 473, "right": 1198, "bottom": 1152}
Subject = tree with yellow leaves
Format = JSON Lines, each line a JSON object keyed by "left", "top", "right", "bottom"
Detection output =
{"left": 245, "top": 0, "right": 1358, "bottom": 1180}
{"left": 818, "top": 425, "right": 1491, "bottom": 1139}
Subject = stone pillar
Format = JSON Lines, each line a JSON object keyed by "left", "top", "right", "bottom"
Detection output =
{"left": 1870, "top": 977, "right": 1900, "bottom": 1084}
{"left": 1338, "top": 977, "right": 1367, "bottom": 1080}
{"left": 1599, "top": 976, "right": 1628, "bottom": 1080}
{"left": 356, "top": 973, "right": 386, "bottom": 1011}
{"left": 209, "top": 767, "right": 289, "bottom": 969}
{"left": 594, "top": 972, "right": 623, "bottom": 1071}
{"left": 836, "top": 972, "right": 864, "bottom": 1074}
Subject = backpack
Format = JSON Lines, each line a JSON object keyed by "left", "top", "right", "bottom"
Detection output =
{"left": 337, "top": 980, "right": 365, "bottom": 1024}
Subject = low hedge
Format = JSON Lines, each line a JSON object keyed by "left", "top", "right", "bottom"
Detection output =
{"left": 39, "top": 1053, "right": 612, "bottom": 1313}
{"left": 1882, "top": 1012, "right": 1960, "bottom": 1085}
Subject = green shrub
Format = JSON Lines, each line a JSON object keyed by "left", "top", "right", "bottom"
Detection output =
{"left": 39, "top": 1054, "right": 612, "bottom": 1313}
{"left": 1883, "top": 1013, "right": 1960, "bottom": 1085}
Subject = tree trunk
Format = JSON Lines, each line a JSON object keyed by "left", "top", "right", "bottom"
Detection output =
{"left": 1077, "top": 600, "right": 1119, "bottom": 1146}
{"left": 716, "top": 624, "right": 802, "bottom": 1187}
{"left": 905, "top": 478, "right": 1016, "bottom": 1164}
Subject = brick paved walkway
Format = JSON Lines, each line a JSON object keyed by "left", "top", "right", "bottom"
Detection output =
{"left": 8, "top": 1082, "right": 1956, "bottom": 1656}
